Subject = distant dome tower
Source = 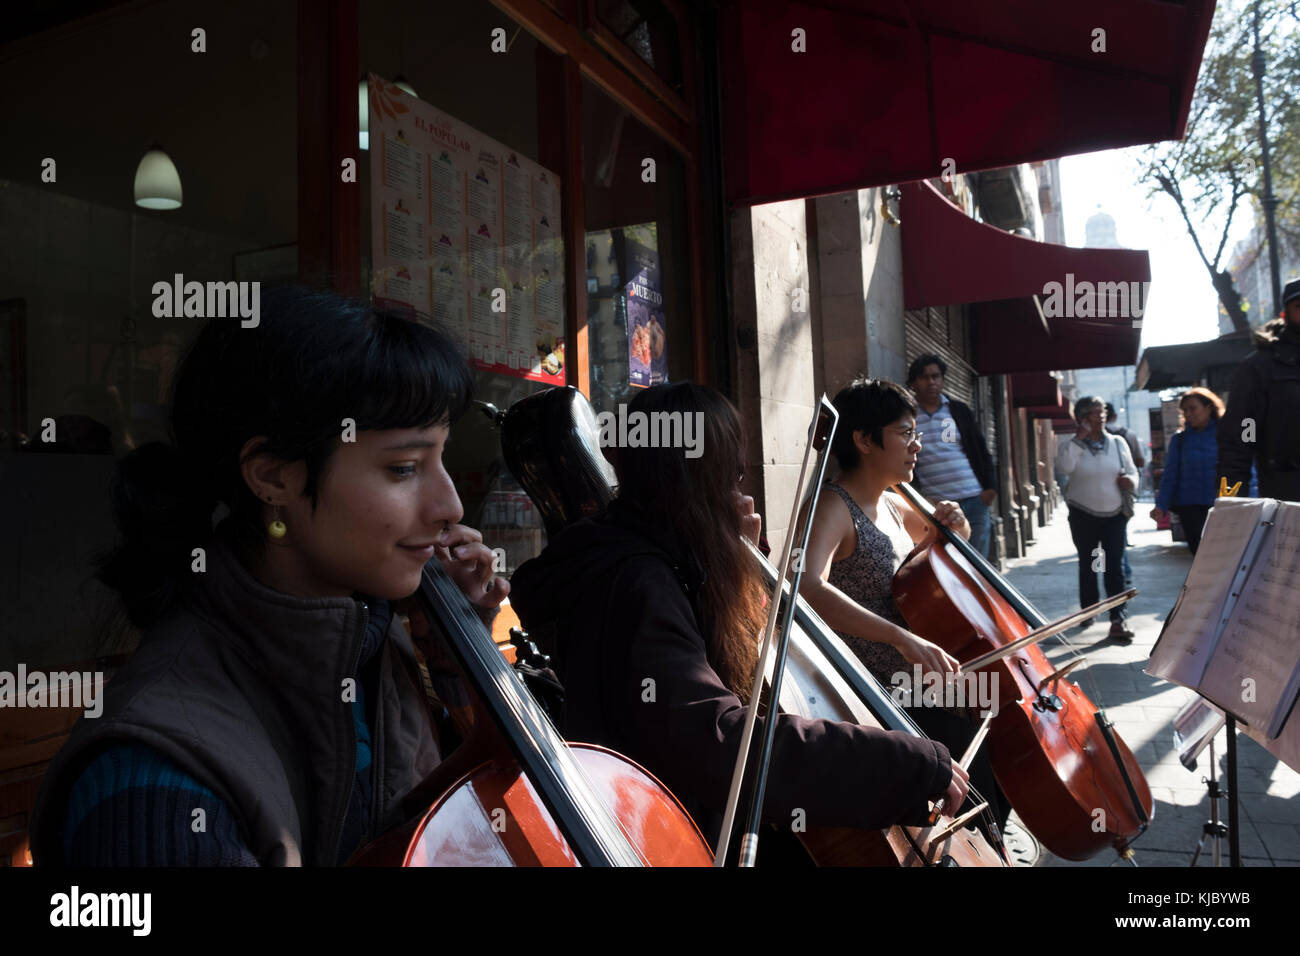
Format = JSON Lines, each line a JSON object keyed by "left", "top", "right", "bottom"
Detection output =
{"left": 1085, "top": 205, "right": 1121, "bottom": 248}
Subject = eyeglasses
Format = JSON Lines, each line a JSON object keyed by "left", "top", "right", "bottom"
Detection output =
{"left": 894, "top": 426, "right": 921, "bottom": 444}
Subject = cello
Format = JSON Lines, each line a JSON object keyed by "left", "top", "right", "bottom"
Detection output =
{"left": 349, "top": 560, "right": 713, "bottom": 866}
{"left": 890, "top": 481, "right": 1153, "bottom": 861}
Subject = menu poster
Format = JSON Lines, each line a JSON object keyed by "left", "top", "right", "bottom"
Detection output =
{"left": 368, "top": 75, "right": 565, "bottom": 383}
{"left": 623, "top": 239, "right": 666, "bottom": 388}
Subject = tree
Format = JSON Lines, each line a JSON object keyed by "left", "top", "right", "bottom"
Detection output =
{"left": 1139, "top": 0, "right": 1300, "bottom": 329}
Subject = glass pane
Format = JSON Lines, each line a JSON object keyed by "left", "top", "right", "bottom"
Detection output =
{"left": 360, "top": 0, "right": 567, "bottom": 574}
{"left": 594, "top": 0, "right": 684, "bottom": 94}
{"left": 582, "top": 80, "right": 693, "bottom": 415}
{"left": 0, "top": 0, "right": 297, "bottom": 667}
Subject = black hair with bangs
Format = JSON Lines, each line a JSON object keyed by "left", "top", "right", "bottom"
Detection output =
{"left": 101, "top": 286, "right": 473, "bottom": 629}
{"left": 830, "top": 377, "right": 918, "bottom": 472}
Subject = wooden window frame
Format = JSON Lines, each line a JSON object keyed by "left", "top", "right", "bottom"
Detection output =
{"left": 491, "top": 0, "right": 710, "bottom": 390}
{"left": 301, "top": 0, "right": 712, "bottom": 393}
{"left": 580, "top": 0, "right": 696, "bottom": 127}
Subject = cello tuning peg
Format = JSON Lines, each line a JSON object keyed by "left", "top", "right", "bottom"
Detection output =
{"left": 509, "top": 627, "right": 551, "bottom": 669}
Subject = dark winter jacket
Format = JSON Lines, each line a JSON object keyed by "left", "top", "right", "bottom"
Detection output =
{"left": 31, "top": 529, "right": 442, "bottom": 866}
{"left": 1218, "top": 318, "right": 1300, "bottom": 502}
{"left": 508, "top": 498, "right": 953, "bottom": 846}
{"left": 1156, "top": 423, "right": 1219, "bottom": 512}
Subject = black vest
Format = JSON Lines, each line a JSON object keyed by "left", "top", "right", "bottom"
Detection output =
{"left": 31, "top": 535, "right": 441, "bottom": 866}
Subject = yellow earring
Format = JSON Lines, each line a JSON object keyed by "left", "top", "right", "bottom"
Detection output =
{"left": 268, "top": 505, "right": 287, "bottom": 540}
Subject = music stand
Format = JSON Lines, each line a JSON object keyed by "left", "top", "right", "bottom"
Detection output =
{"left": 1172, "top": 697, "right": 1229, "bottom": 867}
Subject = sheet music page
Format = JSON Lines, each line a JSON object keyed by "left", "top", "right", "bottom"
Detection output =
{"left": 1243, "top": 707, "right": 1300, "bottom": 775}
{"left": 1199, "top": 503, "right": 1300, "bottom": 737}
{"left": 1146, "top": 498, "right": 1267, "bottom": 688}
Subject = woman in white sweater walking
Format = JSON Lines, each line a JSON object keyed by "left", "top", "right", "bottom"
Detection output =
{"left": 1055, "top": 396, "right": 1139, "bottom": 643}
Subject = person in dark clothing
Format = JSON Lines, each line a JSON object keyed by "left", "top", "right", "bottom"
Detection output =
{"left": 32, "top": 287, "right": 508, "bottom": 866}
{"left": 1150, "top": 388, "right": 1224, "bottom": 555}
{"left": 1218, "top": 278, "right": 1300, "bottom": 502}
{"left": 906, "top": 355, "right": 998, "bottom": 560}
{"left": 509, "top": 383, "right": 966, "bottom": 850}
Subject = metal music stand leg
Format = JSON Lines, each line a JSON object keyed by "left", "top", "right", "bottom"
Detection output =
{"left": 1189, "top": 738, "right": 1229, "bottom": 867}
{"left": 1226, "top": 716, "right": 1241, "bottom": 867}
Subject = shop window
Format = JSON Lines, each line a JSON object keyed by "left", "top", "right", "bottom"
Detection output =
{"left": 0, "top": 1, "right": 297, "bottom": 667}
{"left": 360, "top": 0, "right": 567, "bottom": 573}
{"left": 582, "top": 79, "right": 693, "bottom": 415}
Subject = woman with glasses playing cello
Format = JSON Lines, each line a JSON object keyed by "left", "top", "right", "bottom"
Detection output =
{"left": 798, "top": 378, "right": 1011, "bottom": 843}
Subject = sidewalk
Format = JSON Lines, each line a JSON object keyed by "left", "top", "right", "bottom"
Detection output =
{"left": 999, "top": 501, "right": 1300, "bottom": 867}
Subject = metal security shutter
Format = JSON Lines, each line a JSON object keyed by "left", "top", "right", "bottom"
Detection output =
{"left": 904, "top": 306, "right": 976, "bottom": 405}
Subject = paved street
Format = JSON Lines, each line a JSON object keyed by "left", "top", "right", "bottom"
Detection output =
{"left": 1000, "top": 497, "right": 1300, "bottom": 867}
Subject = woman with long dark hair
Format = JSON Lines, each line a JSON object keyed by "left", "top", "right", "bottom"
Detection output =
{"left": 508, "top": 382, "right": 967, "bottom": 848}
{"left": 31, "top": 287, "right": 508, "bottom": 866}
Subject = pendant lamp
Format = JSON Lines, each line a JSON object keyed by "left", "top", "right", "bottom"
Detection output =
{"left": 359, "top": 76, "right": 369, "bottom": 150}
{"left": 133, "top": 145, "right": 183, "bottom": 210}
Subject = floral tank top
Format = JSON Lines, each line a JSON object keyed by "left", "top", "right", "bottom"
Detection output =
{"left": 824, "top": 482, "right": 915, "bottom": 686}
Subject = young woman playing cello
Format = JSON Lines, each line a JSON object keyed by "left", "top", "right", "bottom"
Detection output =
{"left": 31, "top": 287, "right": 509, "bottom": 866}
{"left": 798, "top": 378, "right": 1010, "bottom": 837}
{"left": 508, "top": 382, "right": 968, "bottom": 851}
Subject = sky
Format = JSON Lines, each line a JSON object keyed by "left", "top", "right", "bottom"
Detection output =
{"left": 1057, "top": 148, "right": 1257, "bottom": 350}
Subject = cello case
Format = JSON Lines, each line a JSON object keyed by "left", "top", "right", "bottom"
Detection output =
{"left": 500, "top": 386, "right": 617, "bottom": 537}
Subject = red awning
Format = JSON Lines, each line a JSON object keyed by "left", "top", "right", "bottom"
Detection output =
{"left": 902, "top": 181, "right": 1151, "bottom": 309}
{"left": 902, "top": 181, "right": 1149, "bottom": 372}
{"left": 1025, "top": 399, "right": 1072, "bottom": 420}
{"left": 970, "top": 297, "right": 1142, "bottom": 373}
{"left": 1011, "top": 371, "right": 1062, "bottom": 408}
{"left": 718, "top": 0, "right": 1215, "bottom": 205}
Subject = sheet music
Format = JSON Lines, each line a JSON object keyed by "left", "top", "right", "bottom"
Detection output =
{"left": 1147, "top": 498, "right": 1268, "bottom": 688}
{"left": 1243, "top": 708, "right": 1300, "bottom": 775}
{"left": 1199, "top": 504, "right": 1300, "bottom": 737}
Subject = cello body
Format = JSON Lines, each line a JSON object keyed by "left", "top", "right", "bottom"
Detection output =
{"left": 891, "top": 490, "right": 1153, "bottom": 861}
{"left": 351, "top": 562, "right": 714, "bottom": 867}
{"left": 354, "top": 744, "right": 712, "bottom": 866}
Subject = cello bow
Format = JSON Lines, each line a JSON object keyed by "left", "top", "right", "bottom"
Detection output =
{"left": 716, "top": 396, "right": 839, "bottom": 867}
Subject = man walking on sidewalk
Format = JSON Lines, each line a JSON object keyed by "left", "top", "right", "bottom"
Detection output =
{"left": 907, "top": 354, "right": 998, "bottom": 559}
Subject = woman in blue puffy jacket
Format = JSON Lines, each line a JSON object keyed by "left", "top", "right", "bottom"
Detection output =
{"left": 1149, "top": 387, "right": 1225, "bottom": 555}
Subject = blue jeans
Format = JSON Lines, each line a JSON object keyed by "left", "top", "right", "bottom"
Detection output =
{"left": 958, "top": 494, "right": 991, "bottom": 561}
